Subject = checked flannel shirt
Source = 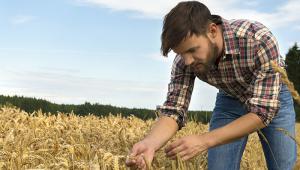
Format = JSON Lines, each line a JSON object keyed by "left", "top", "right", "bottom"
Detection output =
{"left": 156, "top": 17, "right": 284, "bottom": 130}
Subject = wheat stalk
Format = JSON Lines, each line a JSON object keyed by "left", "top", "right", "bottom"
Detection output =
{"left": 270, "top": 61, "right": 300, "bottom": 105}
{"left": 0, "top": 106, "right": 299, "bottom": 169}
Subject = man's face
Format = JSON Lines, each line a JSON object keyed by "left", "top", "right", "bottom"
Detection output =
{"left": 173, "top": 34, "right": 219, "bottom": 74}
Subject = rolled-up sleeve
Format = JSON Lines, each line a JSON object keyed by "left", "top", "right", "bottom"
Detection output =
{"left": 155, "top": 55, "right": 196, "bottom": 130}
{"left": 246, "top": 31, "right": 282, "bottom": 126}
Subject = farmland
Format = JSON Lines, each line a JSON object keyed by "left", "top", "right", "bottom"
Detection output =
{"left": 0, "top": 106, "right": 299, "bottom": 169}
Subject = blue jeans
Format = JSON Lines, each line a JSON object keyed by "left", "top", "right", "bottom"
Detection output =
{"left": 208, "top": 84, "right": 297, "bottom": 170}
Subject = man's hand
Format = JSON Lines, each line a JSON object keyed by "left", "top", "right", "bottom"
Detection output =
{"left": 125, "top": 140, "right": 156, "bottom": 170}
{"left": 165, "top": 134, "right": 210, "bottom": 161}
{"left": 126, "top": 116, "right": 179, "bottom": 169}
{"left": 164, "top": 112, "right": 265, "bottom": 162}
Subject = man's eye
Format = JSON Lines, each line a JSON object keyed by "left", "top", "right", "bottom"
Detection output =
{"left": 188, "top": 49, "right": 196, "bottom": 53}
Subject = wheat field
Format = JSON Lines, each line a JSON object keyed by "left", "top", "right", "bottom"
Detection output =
{"left": 0, "top": 106, "right": 299, "bottom": 170}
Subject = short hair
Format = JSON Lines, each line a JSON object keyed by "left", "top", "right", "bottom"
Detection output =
{"left": 161, "top": 1, "right": 221, "bottom": 56}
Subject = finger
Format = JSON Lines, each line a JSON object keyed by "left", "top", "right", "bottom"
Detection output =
{"left": 170, "top": 148, "right": 190, "bottom": 160}
{"left": 166, "top": 144, "right": 185, "bottom": 157}
{"left": 179, "top": 150, "right": 190, "bottom": 160}
{"left": 181, "top": 154, "right": 192, "bottom": 161}
{"left": 142, "top": 153, "right": 152, "bottom": 170}
{"left": 170, "top": 151, "right": 184, "bottom": 160}
{"left": 129, "top": 146, "right": 142, "bottom": 157}
{"left": 181, "top": 149, "right": 197, "bottom": 161}
{"left": 165, "top": 140, "right": 183, "bottom": 153}
{"left": 136, "top": 155, "right": 145, "bottom": 169}
{"left": 126, "top": 152, "right": 138, "bottom": 166}
{"left": 126, "top": 146, "right": 144, "bottom": 167}
{"left": 125, "top": 158, "right": 137, "bottom": 167}
{"left": 169, "top": 150, "right": 184, "bottom": 160}
{"left": 141, "top": 162, "right": 147, "bottom": 170}
{"left": 140, "top": 154, "right": 147, "bottom": 169}
{"left": 169, "top": 155, "right": 178, "bottom": 160}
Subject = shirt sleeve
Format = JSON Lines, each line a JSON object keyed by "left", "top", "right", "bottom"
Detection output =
{"left": 155, "top": 55, "right": 196, "bottom": 130}
{"left": 246, "top": 29, "right": 282, "bottom": 126}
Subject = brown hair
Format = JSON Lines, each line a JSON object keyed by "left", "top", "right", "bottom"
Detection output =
{"left": 161, "top": 1, "right": 219, "bottom": 56}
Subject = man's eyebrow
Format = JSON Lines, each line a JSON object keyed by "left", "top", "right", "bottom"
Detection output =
{"left": 182, "top": 46, "right": 200, "bottom": 54}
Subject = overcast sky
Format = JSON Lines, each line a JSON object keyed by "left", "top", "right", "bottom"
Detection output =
{"left": 0, "top": 0, "right": 299, "bottom": 111}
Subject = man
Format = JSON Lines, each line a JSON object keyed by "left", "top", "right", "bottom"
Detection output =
{"left": 126, "top": 1, "right": 297, "bottom": 169}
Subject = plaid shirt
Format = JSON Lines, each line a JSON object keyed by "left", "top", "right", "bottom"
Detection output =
{"left": 156, "top": 18, "right": 284, "bottom": 130}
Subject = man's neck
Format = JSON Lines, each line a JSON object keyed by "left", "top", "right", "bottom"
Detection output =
{"left": 215, "top": 25, "right": 225, "bottom": 66}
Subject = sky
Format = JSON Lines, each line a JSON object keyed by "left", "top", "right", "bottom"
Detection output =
{"left": 0, "top": 0, "right": 299, "bottom": 111}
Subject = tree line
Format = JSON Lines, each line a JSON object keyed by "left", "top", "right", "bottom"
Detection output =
{"left": 0, "top": 95, "right": 212, "bottom": 123}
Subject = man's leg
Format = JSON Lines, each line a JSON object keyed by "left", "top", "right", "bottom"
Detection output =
{"left": 258, "top": 84, "right": 297, "bottom": 170}
{"left": 208, "top": 90, "right": 248, "bottom": 170}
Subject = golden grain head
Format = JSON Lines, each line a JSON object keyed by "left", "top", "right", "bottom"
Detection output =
{"left": 0, "top": 106, "right": 299, "bottom": 169}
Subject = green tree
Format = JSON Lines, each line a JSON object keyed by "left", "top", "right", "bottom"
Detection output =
{"left": 285, "top": 43, "right": 300, "bottom": 121}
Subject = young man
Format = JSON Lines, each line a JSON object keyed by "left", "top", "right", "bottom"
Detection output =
{"left": 126, "top": 1, "right": 297, "bottom": 169}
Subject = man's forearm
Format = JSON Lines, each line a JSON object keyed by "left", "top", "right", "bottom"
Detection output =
{"left": 143, "top": 116, "right": 179, "bottom": 151}
{"left": 206, "top": 112, "right": 266, "bottom": 148}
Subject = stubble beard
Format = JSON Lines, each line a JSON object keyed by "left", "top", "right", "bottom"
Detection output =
{"left": 193, "top": 40, "right": 219, "bottom": 75}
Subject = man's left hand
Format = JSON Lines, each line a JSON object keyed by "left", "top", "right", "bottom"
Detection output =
{"left": 164, "top": 134, "right": 210, "bottom": 161}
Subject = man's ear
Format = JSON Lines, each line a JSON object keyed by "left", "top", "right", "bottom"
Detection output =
{"left": 207, "top": 23, "right": 218, "bottom": 42}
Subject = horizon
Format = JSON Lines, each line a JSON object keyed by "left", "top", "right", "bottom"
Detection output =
{"left": 0, "top": 94, "right": 213, "bottom": 111}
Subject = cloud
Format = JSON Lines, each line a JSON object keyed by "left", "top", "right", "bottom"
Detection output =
{"left": 294, "top": 25, "right": 300, "bottom": 31}
{"left": 76, "top": 0, "right": 182, "bottom": 18}
{"left": 0, "top": 67, "right": 217, "bottom": 110}
{"left": 10, "top": 15, "right": 36, "bottom": 25}
{"left": 243, "top": 1, "right": 260, "bottom": 7}
{"left": 147, "top": 51, "right": 175, "bottom": 63}
{"left": 77, "top": 0, "right": 300, "bottom": 29}
{"left": 0, "top": 68, "right": 168, "bottom": 108}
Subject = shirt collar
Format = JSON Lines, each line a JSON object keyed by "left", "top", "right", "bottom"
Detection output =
{"left": 221, "top": 18, "right": 240, "bottom": 55}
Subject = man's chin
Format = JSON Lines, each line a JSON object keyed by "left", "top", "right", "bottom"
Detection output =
{"left": 193, "top": 67, "right": 208, "bottom": 75}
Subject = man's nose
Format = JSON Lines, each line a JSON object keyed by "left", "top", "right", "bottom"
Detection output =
{"left": 183, "top": 55, "right": 194, "bottom": 65}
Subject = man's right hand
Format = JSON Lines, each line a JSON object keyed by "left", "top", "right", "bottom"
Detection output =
{"left": 125, "top": 140, "right": 156, "bottom": 170}
{"left": 125, "top": 116, "right": 179, "bottom": 169}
